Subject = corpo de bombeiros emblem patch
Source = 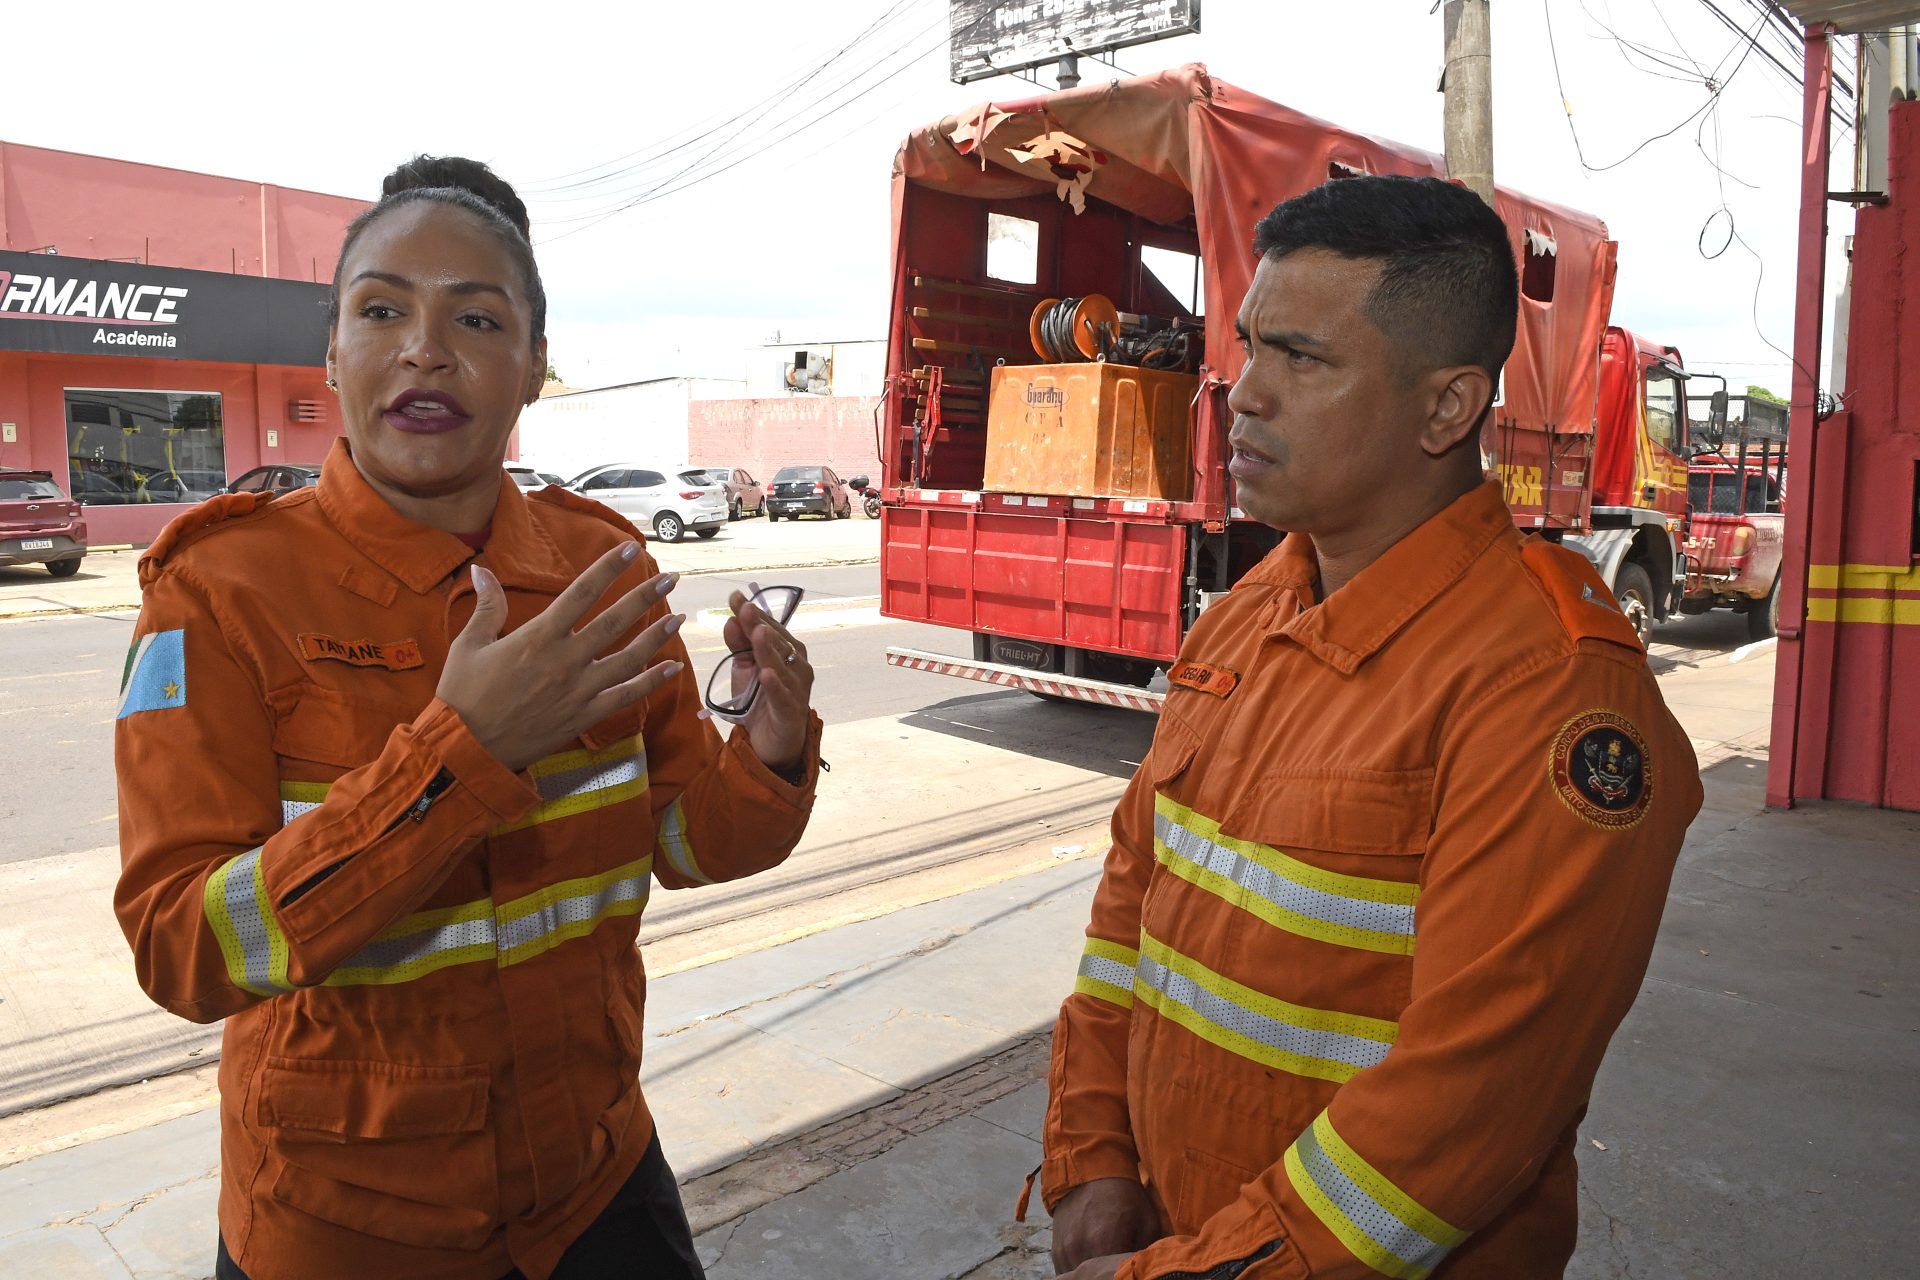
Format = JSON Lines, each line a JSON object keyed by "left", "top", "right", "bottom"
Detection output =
{"left": 1549, "top": 710, "right": 1653, "bottom": 829}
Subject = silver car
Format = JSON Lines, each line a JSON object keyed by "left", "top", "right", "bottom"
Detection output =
{"left": 565, "top": 463, "right": 728, "bottom": 543}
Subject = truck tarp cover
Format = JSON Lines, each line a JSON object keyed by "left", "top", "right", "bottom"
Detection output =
{"left": 891, "top": 63, "right": 1615, "bottom": 444}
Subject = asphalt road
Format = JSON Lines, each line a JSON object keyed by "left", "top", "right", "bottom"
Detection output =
{"left": 0, "top": 563, "right": 996, "bottom": 865}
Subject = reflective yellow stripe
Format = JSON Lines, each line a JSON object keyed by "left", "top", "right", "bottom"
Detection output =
{"left": 1807, "top": 563, "right": 1920, "bottom": 590}
{"left": 1153, "top": 796, "right": 1418, "bottom": 955}
{"left": 1805, "top": 564, "right": 1920, "bottom": 626}
{"left": 1133, "top": 932, "right": 1397, "bottom": 1084}
{"left": 276, "top": 736, "right": 648, "bottom": 835}
{"left": 1805, "top": 596, "right": 1920, "bottom": 625}
{"left": 1073, "top": 936, "right": 1139, "bottom": 1008}
{"left": 494, "top": 736, "right": 648, "bottom": 835}
{"left": 496, "top": 857, "right": 653, "bottom": 967}
{"left": 1285, "top": 1112, "right": 1466, "bottom": 1279}
{"left": 202, "top": 847, "right": 291, "bottom": 997}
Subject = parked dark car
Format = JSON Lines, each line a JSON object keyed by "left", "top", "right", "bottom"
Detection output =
{"left": 0, "top": 471, "right": 88, "bottom": 576}
{"left": 766, "top": 465, "right": 853, "bottom": 521}
{"left": 705, "top": 466, "right": 765, "bottom": 520}
{"left": 225, "top": 465, "right": 321, "bottom": 496}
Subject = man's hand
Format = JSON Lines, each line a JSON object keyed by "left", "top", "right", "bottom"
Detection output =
{"left": 1051, "top": 1178, "right": 1160, "bottom": 1275}
{"left": 438, "top": 544, "right": 683, "bottom": 773}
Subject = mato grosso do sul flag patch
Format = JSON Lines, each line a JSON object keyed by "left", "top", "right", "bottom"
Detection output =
{"left": 1548, "top": 709, "right": 1653, "bottom": 829}
{"left": 118, "top": 629, "right": 187, "bottom": 719}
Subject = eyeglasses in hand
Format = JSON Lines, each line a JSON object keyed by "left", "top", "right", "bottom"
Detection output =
{"left": 702, "top": 585, "right": 804, "bottom": 721}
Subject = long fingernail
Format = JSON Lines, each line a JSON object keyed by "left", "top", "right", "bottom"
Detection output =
{"left": 620, "top": 542, "right": 640, "bottom": 562}
{"left": 659, "top": 572, "right": 679, "bottom": 592}
{"left": 664, "top": 661, "right": 683, "bottom": 677}
{"left": 665, "top": 614, "right": 684, "bottom": 634}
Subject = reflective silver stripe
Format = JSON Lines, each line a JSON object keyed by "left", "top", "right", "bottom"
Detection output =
{"left": 335, "top": 914, "right": 498, "bottom": 978}
{"left": 214, "top": 848, "right": 291, "bottom": 994}
{"left": 1290, "top": 1116, "right": 1462, "bottom": 1277}
{"left": 281, "top": 798, "right": 323, "bottom": 825}
{"left": 1135, "top": 950, "right": 1392, "bottom": 1075}
{"left": 1078, "top": 952, "right": 1136, "bottom": 992}
{"left": 498, "top": 869, "right": 651, "bottom": 961}
{"left": 1153, "top": 807, "right": 1417, "bottom": 951}
{"left": 656, "top": 799, "right": 709, "bottom": 883}
{"left": 536, "top": 753, "right": 644, "bottom": 803}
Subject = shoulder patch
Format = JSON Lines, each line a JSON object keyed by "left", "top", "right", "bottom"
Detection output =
{"left": 1519, "top": 538, "right": 1644, "bottom": 652}
{"left": 138, "top": 492, "right": 280, "bottom": 587}
{"left": 1548, "top": 709, "right": 1653, "bottom": 829}
{"left": 528, "top": 484, "right": 646, "bottom": 542}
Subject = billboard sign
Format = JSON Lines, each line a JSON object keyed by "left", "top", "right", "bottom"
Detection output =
{"left": 949, "top": 0, "right": 1201, "bottom": 85}
{"left": 0, "top": 250, "right": 332, "bottom": 366}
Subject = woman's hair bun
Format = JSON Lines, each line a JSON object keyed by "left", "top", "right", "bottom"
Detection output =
{"left": 381, "top": 155, "right": 530, "bottom": 240}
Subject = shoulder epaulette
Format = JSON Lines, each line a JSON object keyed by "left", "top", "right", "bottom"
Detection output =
{"left": 138, "top": 492, "right": 280, "bottom": 587}
{"left": 528, "top": 484, "right": 647, "bottom": 542}
{"left": 1518, "top": 537, "right": 1646, "bottom": 652}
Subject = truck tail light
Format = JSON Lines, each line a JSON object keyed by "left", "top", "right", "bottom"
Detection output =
{"left": 1729, "top": 526, "right": 1754, "bottom": 557}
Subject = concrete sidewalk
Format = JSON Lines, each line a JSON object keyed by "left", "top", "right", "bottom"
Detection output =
{"left": 9, "top": 744, "right": 1911, "bottom": 1280}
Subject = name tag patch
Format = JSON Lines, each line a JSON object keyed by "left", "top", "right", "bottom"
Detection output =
{"left": 1168, "top": 660, "right": 1240, "bottom": 698}
{"left": 298, "top": 633, "right": 425, "bottom": 671}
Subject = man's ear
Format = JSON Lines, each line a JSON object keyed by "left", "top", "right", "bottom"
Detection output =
{"left": 526, "top": 337, "right": 550, "bottom": 405}
{"left": 1419, "top": 365, "right": 1494, "bottom": 458}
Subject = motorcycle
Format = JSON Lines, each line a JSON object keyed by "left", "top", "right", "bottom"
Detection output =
{"left": 849, "top": 474, "right": 882, "bottom": 520}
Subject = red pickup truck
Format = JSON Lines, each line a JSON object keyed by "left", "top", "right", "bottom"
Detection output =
{"left": 1681, "top": 459, "right": 1786, "bottom": 640}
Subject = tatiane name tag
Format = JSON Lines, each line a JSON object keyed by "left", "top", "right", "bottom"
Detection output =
{"left": 297, "top": 633, "right": 425, "bottom": 671}
{"left": 1167, "top": 660, "right": 1239, "bottom": 698}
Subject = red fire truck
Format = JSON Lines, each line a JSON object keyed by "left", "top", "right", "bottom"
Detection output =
{"left": 877, "top": 66, "right": 1692, "bottom": 708}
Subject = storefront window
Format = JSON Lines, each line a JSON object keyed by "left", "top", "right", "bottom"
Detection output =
{"left": 65, "top": 390, "right": 226, "bottom": 505}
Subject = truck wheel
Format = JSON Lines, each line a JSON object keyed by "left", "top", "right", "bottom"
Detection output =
{"left": 1613, "top": 562, "right": 1655, "bottom": 649}
{"left": 1747, "top": 576, "right": 1781, "bottom": 642}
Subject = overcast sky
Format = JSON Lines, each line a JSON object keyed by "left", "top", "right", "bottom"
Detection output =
{"left": 9, "top": 0, "right": 1858, "bottom": 394}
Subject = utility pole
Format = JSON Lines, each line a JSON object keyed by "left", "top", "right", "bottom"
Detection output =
{"left": 1441, "top": 0, "right": 1494, "bottom": 206}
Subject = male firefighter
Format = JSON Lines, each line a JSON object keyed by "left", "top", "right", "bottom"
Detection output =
{"left": 1041, "top": 175, "right": 1702, "bottom": 1279}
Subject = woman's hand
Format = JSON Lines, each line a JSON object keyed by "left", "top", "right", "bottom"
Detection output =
{"left": 713, "top": 585, "right": 815, "bottom": 778}
{"left": 438, "top": 543, "right": 682, "bottom": 773}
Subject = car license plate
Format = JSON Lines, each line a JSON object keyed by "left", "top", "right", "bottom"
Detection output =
{"left": 19, "top": 538, "right": 53, "bottom": 551}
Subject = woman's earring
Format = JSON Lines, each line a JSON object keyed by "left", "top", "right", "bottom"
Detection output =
{"left": 325, "top": 377, "right": 338, "bottom": 391}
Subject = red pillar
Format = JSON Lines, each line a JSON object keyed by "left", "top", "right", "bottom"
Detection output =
{"left": 1766, "top": 23, "right": 1836, "bottom": 809}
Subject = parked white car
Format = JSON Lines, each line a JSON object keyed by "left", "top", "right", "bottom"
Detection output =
{"left": 565, "top": 463, "right": 728, "bottom": 543}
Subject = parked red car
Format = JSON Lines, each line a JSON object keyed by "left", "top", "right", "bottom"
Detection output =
{"left": 0, "top": 471, "right": 88, "bottom": 577}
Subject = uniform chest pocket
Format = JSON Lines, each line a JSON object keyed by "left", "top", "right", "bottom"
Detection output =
{"left": 257, "top": 1057, "right": 499, "bottom": 1250}
{"left": 270, "top": 684, "right": 424, "bottom": 772}
{"left": 1159, "top": 769, "right": 1432, "bottom": 959}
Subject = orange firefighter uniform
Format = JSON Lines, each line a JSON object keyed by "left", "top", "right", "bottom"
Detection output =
{"left": 1042, "top": 482, "right": 1702, "bottom": 1279}
{"left": 114, "top": 439, "right": 822, "bottom": 1280}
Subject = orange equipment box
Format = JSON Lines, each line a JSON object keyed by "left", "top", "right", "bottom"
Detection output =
{"left": 983, "top": 362, "right": 1196, "bottom": 501}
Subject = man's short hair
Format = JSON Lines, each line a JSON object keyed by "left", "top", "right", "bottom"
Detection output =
{"left": 1252, "top": 175, "right": 1518, "bottom": 387}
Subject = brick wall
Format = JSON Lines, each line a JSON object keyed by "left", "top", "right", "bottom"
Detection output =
{"left": 687, "top": 395, "right": 884, "bottom": 485}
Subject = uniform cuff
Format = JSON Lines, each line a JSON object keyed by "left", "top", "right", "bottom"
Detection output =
{"left": 1040, "top": 1147, "right": 1145, "bottom": 1215}
{"left": 726, "top": 710, "right": 824, "bottom": 803}
{"left": 415, "top": 699, "right": 541, "bottom": 823}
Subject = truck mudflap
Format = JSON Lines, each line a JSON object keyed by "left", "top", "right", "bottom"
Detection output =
{"left": 885, "top": 646, "right": 1165, "bottom": 713}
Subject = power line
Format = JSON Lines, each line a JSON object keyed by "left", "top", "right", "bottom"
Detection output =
{"left": 522, "top": 0, "right": 934, "bottom": 199}
{"left": 1545, "top": 0, "right": 1774, "bottom": 172}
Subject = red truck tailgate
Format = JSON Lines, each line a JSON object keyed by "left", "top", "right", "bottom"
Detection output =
{"left": 881, "top": 502, "right": 1186, "bottom": 662}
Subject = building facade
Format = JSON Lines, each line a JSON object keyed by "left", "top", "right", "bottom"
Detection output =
{"left": 0, "top": 141, "right": 365, "bottom": 546}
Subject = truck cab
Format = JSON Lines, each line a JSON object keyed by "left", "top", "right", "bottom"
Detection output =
{"left": 1679, "top": 394, "right": 1790, "bottom": 640}
{"left": 1562, "top": 327, "right": 1696, "bottom": 645}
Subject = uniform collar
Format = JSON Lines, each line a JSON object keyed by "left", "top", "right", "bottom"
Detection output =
{"left": 1271, "top": 481, "right": 1515, "bottom": 674}
{"left": 315, "top": 437, "right": 575, "bottom": 596}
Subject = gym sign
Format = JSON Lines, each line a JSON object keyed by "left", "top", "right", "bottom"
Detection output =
{"left": 0, "top": 250, "right": 331, "bottom": 366}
